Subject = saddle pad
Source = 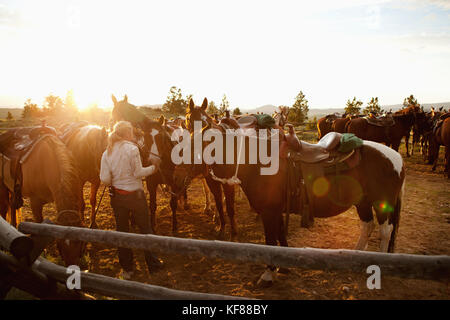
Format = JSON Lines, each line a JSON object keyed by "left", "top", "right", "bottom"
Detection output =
{"left": 255, "top": 114, "right": 275, "bottom": 128}
{"left": 337, "top": 133, "right": 363, "bottom": 153}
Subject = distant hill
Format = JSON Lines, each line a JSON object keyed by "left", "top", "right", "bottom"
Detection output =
{"left": 0, "top": 108, "right": 22, "bottom": 119}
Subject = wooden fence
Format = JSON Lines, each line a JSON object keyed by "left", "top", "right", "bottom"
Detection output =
{"left": 1, "top": 217, "right": 449, "bottom": 299}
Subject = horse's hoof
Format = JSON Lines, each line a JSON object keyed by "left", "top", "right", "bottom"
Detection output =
{"left": 256, "top": 279, "right": 273, "bottom": 289}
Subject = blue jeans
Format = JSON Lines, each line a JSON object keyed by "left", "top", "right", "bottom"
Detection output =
{"left": 110, "top": 189, "right": 160, "bottom": 272}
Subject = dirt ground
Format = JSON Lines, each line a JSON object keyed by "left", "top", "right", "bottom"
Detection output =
{"left": 17, "top": 141, "right": 450, "bottom": 300}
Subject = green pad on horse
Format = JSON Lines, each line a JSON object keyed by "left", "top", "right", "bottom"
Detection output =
{"left": 337, "top": 133, "right": 363, "bottom": 153}
{"left": 255, "top": 114, "right": 276, "bottom": 128}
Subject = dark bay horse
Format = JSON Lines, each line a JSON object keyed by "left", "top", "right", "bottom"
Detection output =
{"left": 0, "top": 130, "right": 85, "bottom": 266}
{"left": 179, "top": 98, "right": 238, "bottom": 239}
{"left": 347, "top": 112, "right": 416, "bottom": 153}
{"left": 429, "top": 114, "right": 450, "bottom": 178}
{"left": 62, "top": 124, "right": 108, "bottom": 228}
{"left": 110, "top": 95, "right": 185, "bottom": 233}
{"left": 174, "top": 107, "right": 405, "bottom": 286}
{"left": 317, "top": 114, "right": 338, "bottom": 139}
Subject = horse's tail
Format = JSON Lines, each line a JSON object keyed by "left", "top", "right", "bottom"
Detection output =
{"left": 388, "top": 179, "right": 404, "bottom": 253}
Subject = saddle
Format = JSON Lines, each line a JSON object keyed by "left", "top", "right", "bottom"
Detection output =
{"left": 284, "top": 132, "right": 363, "bottom": 216}
{"left": 0, "top": 126, "right": 57, "bottom": 193}
{"left": 364, "top": 114, "right": 395, "bottom": 127}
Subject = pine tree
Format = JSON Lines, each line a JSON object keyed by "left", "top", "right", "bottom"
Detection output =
{"left": 288, "top": 91, "right": 309, "bottom": 125}
{"left": 345, "top": 97, "right": 363, "bottom": 115}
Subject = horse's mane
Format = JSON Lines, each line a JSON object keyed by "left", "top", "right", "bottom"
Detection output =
{"left": 41, "top": 135, "right": 81, "bottom": 212}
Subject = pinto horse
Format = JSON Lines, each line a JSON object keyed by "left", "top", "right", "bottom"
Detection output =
{"left": 62, "top": 123, "right": 108, "bottom": 228}
{"left": 0, "top": 130, "right": 84, "bottom": 266}
{"left": 174, "top": 107, "right": 405, "bottom": 286}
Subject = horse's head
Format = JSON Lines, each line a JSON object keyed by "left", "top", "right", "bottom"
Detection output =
{"left": 185, "top": 98, "right": 209, "bottom": 133}
{"left": 55, "top": 210, "right": 86, "bottom": 267}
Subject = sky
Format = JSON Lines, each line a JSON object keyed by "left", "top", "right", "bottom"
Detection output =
{"left": 0, "top": 0, "right": 449, "bottom": 110}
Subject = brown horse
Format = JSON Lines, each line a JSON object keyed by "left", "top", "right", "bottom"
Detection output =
{"left": 317, "top": 114, "right": 338, "bottom": 140}
{"left": 0, "top": 131, "right": 84, "bottom": 266}
{"left": 332, "top": 115, "right": 350, "bottom": 133}
{"left": 346, "top": 112, "right": 416, "bottom": 153}
{"left": 179, "top": 98, "right": 238, "bottom": 239}
{"left": 429, "top": 114, "right": 450, "bottom": 178}
{"left": 62, "top": 124, "right": 108, "bottom": 228}
{"left": 174, "top": 107, "right": 405, "bottom": 286}
{"left": 110, "top": 95, "right": 187, "bottom": 233}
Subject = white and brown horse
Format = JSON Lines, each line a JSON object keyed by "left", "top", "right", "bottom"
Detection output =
{"left": 174, "top": 105, "right": 406, "bottom": 286}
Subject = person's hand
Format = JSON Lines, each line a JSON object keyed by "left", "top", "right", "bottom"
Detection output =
{"left": 149, "top": 154, "right": 161, "bottom": 170}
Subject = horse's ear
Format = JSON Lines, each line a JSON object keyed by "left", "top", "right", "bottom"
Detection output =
{"left": 124, "top": 95, "right": 128, "bottom": 103}
{"left": 187, "top": 98, "right": 195, "bottom": 113}
{"left": 439, "top": 107, "right": 443, "bottom": 111}
{"left": 158, "top": 115, "right": 165, "bottom": 125}
{"left": 111, "top": 94, "right": 118, "bottom": 105}
{"left": 201, "top": 97, "right": 208, "bottom": 110}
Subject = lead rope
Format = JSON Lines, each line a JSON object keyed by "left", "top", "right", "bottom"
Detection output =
{"left": 209, "top": 135, "right": 243, "bottom": 186}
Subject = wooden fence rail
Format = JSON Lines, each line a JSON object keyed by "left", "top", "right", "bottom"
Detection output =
{"left": 19, "top": 222, "right": 450, "bottom": 281}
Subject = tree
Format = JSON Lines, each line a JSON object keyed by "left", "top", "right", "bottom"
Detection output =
{"left": 64, "top": 90, "right": 78, "bottom": 114}
{"left": 345, "top": 97, "right": 363, "bottom": 115}
{"left": 363, "top": 97, "right": 381, "bottom": 115}
{"left": 233, "top": 107, "right": 242, "bottom": 116}
{"left": 6, "top": 111, "right": 13, "bottom": 121}
{"left": 22, "top": 99, "right": 40, "bottom": 118}
{"left": 288, "top": 91, "right": 309, "bottom": 125}
{"left": 162, "top": 86, "right": 187, "bottom": 115}
{"left": 44, "top": 94, "right": 64, "bottom": 116}
{"left": 207, "top": 101, "right": 219, "bottom": 115}
{"left": 219, "top": 94, "right": 230, "bottom": 116}
{"left": 403, "top": 94, "right": 419, "bottom": 108}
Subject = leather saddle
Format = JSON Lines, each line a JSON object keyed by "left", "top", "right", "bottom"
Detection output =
{"left": 237, "top": 115, "right": 258, "bottom": 129}
{"left": 364, "top": 114, "right": 395, "bottom": 127}
{"left": 292, "top": 132, "right": 344, "bottom": 164}
{"left": 0, "top": 126, "right": 57, "bottom": 192}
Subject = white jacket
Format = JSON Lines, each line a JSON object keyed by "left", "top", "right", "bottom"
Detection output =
{"left": 100, "top": 140, "right": 156, "bottom": 192}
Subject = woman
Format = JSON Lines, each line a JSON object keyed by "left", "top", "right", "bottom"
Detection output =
{"left": 100, "top": 121, "right": 163, "bottom": 279}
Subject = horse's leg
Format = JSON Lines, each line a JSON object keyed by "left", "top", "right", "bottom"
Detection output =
{"left": 182, "top": 188, "right": 190, "bottom": 211}
{"left": 201, "top": 178, "right": 212, "bottom": 215}
{"left": 0, "top": 183, "right": 9, "bottom": 220}
{"left": 30, "top": 198, "right": 44, "bottom": 223}
{"left": 223, "top": 184, "right": 237, "bottom": 239}
{"left": 78, "top": 181, "right": 86, "bottom": 224}
{"left": 205, "top": 176, "right": 225, "bottom": 238}
{"left": 445, "top": 145, "right": 450, "bottom": 179}
{"left": 257, "top": 211, "right": 279, "bottom": 287}
{"left": 354, "top": 201, "right": 375, "bottom": 251}
{"left": 147, "top": 182, "right": 158, "bottom": 234}
{"left": 89, "top": 179, "right": 100, "bottom": 229}
{"left": 169, "top": 192, "right": 178, "bottom": 233}
{"left": 405, "top": 132, "right": 410, "bottom": 157}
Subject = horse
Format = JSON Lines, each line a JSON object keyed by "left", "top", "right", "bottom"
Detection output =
{"left": 332, "top": 115, "right": 351, "bottom": 133}
{"left": 179, "top": 97, "right": 238, "bottom": 239}
{"left": 174, "top": 105, "right": 405, "bottom": 286}
{"left": 346, "top": 112, "right": 416, "bottom": 153}
{"left": 272, "top": 106, "right": 290, "bottom": 129}
{"left": 317, "top": 114, "right": 337, "bottom": 140}
{"left": 110, "top": 95, "right": 187, "bottom": 233}
{"left": 61, "top": 123, "right": 108, "bottom": 228}
{"left": 0, "top": 129, "right": 85, "bottom": 266}
{"left": 429, "top": 114, "right": 450, "bottom": 178}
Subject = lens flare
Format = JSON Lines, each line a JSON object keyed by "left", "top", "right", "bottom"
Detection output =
{"left": 312, "top": 177, "right": 330, "bottom": 197}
